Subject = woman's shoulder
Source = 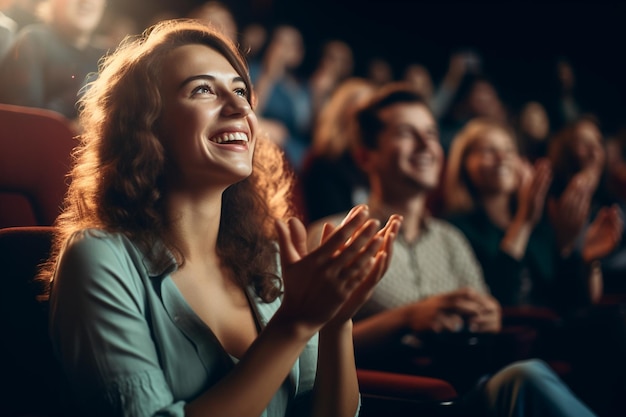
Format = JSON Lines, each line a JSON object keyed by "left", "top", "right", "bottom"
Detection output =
{"left": 61, "top": 229, "right": 154, "bottom": 275}
{"left": 54, "top": 228, "right": 172, "bottom": 297}
{"left": 66, "top": 228, "right": 134, "bottom": 251}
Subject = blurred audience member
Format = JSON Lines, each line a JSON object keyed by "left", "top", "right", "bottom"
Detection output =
{"left": 547, "top": 118, "right": 626, "bottom": 416}
{"left": 403, "top": 63, "right": 433, "bottom": 100}
{"left": 309, "top": 39, "right": 354, "bottom": 114}
{"left": 544, "top": 57, "right": 600, "bottom": 133}
{"left": 0, "top": 0, "right": 107, "bottom": 122}
{"left": 515, "top": 100, "right": 551, "bottom": 163}
{"left": 238, "top": 21, "right": 288, "bottom": 148}
{"left": 2, "top": 0, "right": 42, "bottom": 30}
{"left": 187, "top": 0, "right": 237, "bottom": 43}
{"left": 301, "top": 77, "right": 375, "bottom": 224}
{"left": 547, "top": 115, "right": 607, "bottom": 210}
{"left": 92, "top": 10, "right": 139, "bottom": 51}
{"left": 0, "top": 0, "right": 17, "bottom": 59}
{"left": 251, "top": 24, "right": 313, "bottom": 171}
{"left": 366, "top": 56, "right": 393, "bottom": 86}
{"left": 603, "top": 126, "right": 626, "bottom": 293}
{"left": 240, "top": 22, "right": 266, "bottom": 61}
{"left": 404, "top": 51, "right": 474, "bottom": 120}
{"left": 439, "top": 75, "right": 508, "bottom": 152}
{"left": 444, "top": 118, "right": 621, "bottom": 309}
{"left": 547, "top": 116, "right": 625, "bottom": 291}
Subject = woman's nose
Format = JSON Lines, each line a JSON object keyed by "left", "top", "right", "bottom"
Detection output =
{"left": 222, "top": 93, "right": 251, "bottom": 117}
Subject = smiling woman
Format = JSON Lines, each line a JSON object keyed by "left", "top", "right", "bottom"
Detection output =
{"left": 38, "top": 18, "right": 402, "bottom": 417}
{"left": 157, "top": 43, "right": 257, "bottom": 189}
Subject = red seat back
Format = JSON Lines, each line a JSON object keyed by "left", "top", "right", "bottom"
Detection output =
{"left": 0, "top": 103, "right": 76, "bottom": 228}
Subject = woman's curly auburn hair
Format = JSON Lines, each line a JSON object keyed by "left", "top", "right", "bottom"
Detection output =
{"left": 39, "top": 19, "right": 295, "bottom": 302}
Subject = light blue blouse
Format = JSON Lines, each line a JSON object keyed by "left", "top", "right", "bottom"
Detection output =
{"left": 48, "top": 229, "right": 319, "bottom": 417}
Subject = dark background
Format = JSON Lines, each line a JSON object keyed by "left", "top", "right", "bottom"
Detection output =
{"left": 111, "top": 0, "right": 626, "bottom": 132}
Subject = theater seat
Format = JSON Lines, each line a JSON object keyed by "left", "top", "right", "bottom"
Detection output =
{"left": 0, "top": 226, "right": 62, "bottom": 417}
{"left": 0, "top": 103, "right": 76, "bottom": 228}
{"left": 356, "top": 368, "right": 459, "bottom": 417}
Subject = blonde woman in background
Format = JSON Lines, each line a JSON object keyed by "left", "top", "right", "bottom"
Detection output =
{"left": 300, "top": 77, "right": 376, "bottom": 223}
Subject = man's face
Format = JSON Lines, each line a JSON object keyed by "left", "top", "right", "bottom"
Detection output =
{"left": 367, "top": 102, "right": 443, "bottom": 195}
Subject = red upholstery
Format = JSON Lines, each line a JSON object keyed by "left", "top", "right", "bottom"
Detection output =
{"left": 0, "top": 226, "right": 62, "bottom": 417}
{"left": 357, "top": 369, "right": 457, "bottom": 401}
{"left": 501, "top": 305, "right": 562, "bottom": 324}
{"left": 358, "top": 369, "right": 459, "bottom": 417}
{"left": 0, "top": 103, "right": 76, "bottom": 228}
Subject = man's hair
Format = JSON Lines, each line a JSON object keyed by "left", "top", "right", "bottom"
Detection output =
{"left": 355, "top": 82, "right": 432, "bottom": 149}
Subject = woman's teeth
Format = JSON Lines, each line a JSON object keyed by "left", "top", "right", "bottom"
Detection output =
{"left": 211, "top": 132, "right": 248, "bottom": 144}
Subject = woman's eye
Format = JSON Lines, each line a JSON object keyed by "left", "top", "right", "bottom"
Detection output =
{"left": 427, "top": 129, "right": 439, "bottom": 140}
{"left": 191, "top": 84, "right": 213, "bottom": 96}
{"left": 393, "top": 127, "right": 411, "bottom": 137}
{"left": 234, "top": 88, "right": 247, "bottom": 97}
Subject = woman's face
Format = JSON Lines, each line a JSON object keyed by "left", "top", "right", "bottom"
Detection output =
{"left": 570, "top": 120, "right": 604, "bottom": 171}
{"left": 463, "top": 128, "right": 520, "bottom": 196}
{"left": 519, "top": 101, "right": 549, "bottom": 140}
{"left": 404, "top": 65, "right": 434, "bottom": 99}
{"left": 157, "top": 43, "right": 258, "bottom": 191}
{"left": 272, "top": 26, "right": 304, "bottom": 69}
{"left": 467, "top": 81, "right": 503, "bottom": 119}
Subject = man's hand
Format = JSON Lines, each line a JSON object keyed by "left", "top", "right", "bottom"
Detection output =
{"left": 406, "top": 288, "right": 501, "bottom": 334}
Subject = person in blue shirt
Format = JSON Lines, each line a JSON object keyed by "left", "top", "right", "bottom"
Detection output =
{"left": 40, "top": 19, "right": 402, "bottom": 417}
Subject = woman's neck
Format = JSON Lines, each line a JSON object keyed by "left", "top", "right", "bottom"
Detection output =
{"left": 164, "top": 189, "right": 224, "bottom": 263}
{"left": 480, "top": 193, "right": 513, "bottom": 229}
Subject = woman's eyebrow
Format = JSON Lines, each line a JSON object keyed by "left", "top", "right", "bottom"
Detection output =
{"left": 179, "top": 74, "right": 245, "bottom": 88}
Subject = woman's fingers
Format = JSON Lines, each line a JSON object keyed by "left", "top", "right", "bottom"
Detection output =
{"left": 275, "top": 219, "right": 299, "bottom": 265}
{"left": 314, "top": 205, "right": 371, "bottom": 260}
{"left": 320, "top": 222, "right": 335, "bottom": 245}
{"left": 323, "top": 219, "right": 381, "bottom": 282}
{"left": 287, "top": 217, "right": 308, "bottom": 259}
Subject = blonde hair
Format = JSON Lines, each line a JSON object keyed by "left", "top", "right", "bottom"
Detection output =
{"left": 443, "top": 118, "right": 517, "bottom": 214}
{"left": 312, "top": 77, "right": 376, "bottom": 159}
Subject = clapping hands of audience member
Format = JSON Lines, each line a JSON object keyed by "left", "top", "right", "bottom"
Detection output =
{"left": 548, "top": 171, "right": 595, "bottom": 255}
{"left": 275, "top": 205, "right": 402, "bottom": 335}
{"left": 500, "top": 157, "right": 552, "bottom": 260}
{"left": 516, "top": 157, "right": 552, "bottom": 226}
{"left": 405, "top": 287, "right": 501, "bottom": 334}
{"left": 582, "top": 205, "right": 623, "bottom": 264}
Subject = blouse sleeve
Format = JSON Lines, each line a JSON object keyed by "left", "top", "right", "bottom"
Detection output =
{"left": 49, "top": 231, "right": 185, "bottom": 417}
